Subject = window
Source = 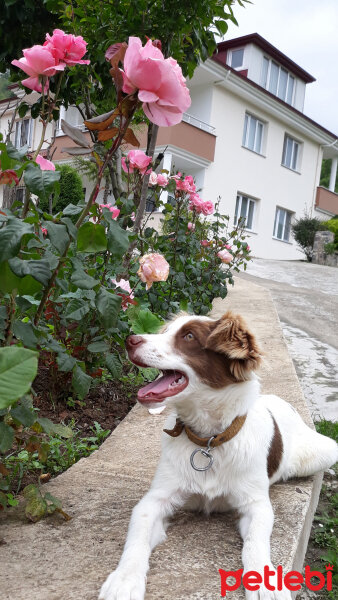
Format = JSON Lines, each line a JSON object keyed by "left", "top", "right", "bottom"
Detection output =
{"left": 282, "top": 135, "right": 300, "bottom": 171}
{"left": 16, "top": 188, "right": 25, "bottom": 204}
{"left": 234, "top": 194, "right": 256, "bottom": 230}
{"left": 15, "top": 118, "right": 32, "bottom": 148}
{"left": 242, "top": 113, "right": 264, "bottom": 154}
{"left": 261, "top": 57, "right": 295, "bottom": 105}
{"left": 230, "top": 48, "right": 244, "bottom": 69}
{"left": 273, "top": 207, "right": 293, "bottom": 242}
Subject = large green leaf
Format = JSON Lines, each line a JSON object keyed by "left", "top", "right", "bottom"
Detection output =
{"left": 24, "top": 164, "right": 60, "bottom": 199}
{"left": 87, "top": 341, "right": 109, "bottom": 353}
{"left": 130, "top": 309, "right": 164, "bottom": 334}
{"left": 72, "top": 364, "right": 92, "bottom": 400}
{"left": 0, "top": 422, "right": 14, "bottom": 453}
{"left": 8, "top": 257, "right": 52, "bottom": 286}
{"left": 106, "top": 220, "right": 131, "bottom": 258}
{"left": 105, "top": 353, "right": 122, "bottom": 378}
{"left": 45, "top": 222, "right": 70, "bottom": 255}
{"left": 71, "top": 269, "right": 100, "bottom": 290}
{"left": 0, "top": 260, "right": 22, "bottom": 293}
{"left": 0, "top": 217, "right": 33, "bottom": 263}
{"left": 77, "top": 222, "right": 107, "bottom": 253}
{"left": 37, "top": 417, "right": 73, "bottom": 438}
{"left": 96, "top": 288, "right": 121, "bottom": 329}
{"left": 65, "top": 299, "right": 90, "bottom": 321}
{"left": 56, "top": 353, "right": 76, "bottom": 372}
{"left": 10, "top": 403, "right": 36, "bottom": 428}
{"left": 62, "top": 203, "right": 85, "bottom": 216}
{"left": 12, "top": 320, "right": 38, "bottom": 348}
{"left": 0, "top": 347, "right": 38, "bottom": 409}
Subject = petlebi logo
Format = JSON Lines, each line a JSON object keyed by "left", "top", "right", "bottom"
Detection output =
{"left": 219, "top": 564, "right": 333, "bottom": 596}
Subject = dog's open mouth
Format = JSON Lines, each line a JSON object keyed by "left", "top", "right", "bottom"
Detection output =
{"left": 137, "top": 370, "right": 188, "bottom": 403}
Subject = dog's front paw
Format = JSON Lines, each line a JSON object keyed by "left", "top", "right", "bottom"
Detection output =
{"left": 98, "top": 567, "right": 146, "bottom": 600}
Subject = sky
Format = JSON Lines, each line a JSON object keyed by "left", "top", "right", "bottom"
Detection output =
{"left": 223, "top": 0, "right": 338, "bottom": 134}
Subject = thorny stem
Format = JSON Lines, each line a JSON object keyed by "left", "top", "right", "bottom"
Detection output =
{"left": 5, "top": 291, "right": 16, "bottom": 346}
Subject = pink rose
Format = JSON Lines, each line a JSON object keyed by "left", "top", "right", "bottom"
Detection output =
{"left": 100, "top": 204, "right": 120, "bottom": 220}
{"left": 36, "top": 155, "right": 55, "bottom": 171}
{"left": 40, "top": 227, "right": 48, "bottom": 236}
{"left": 11, "top": 45, "right": 64, "bottom": 92}
{"left": 188, "top": 193, "right": 204, "bottom": 214}
{"left": 130, "top": 211, "right": 136, "bottom": 222}
{"left": 224, "top": 244, "right": 232, "bottom": 250}
{"left": 201, "top": 240, "right": 210, "bottom": 247}
{"left": 217, "top": 249, "right": 233, "bottom": 264}
{"left": 137, "top": 253, "right": 170, "bottom": 290}
{"left": 44, "top": 29, "right": 90, "bottom": 66}
{"left": 148, "top": 171, "right": 158, "bottom": 186}
{"left": 246, "top": 245, "right": 251, "bottom": 251}
{"left": 111, "top": 278, "right": 135, "bottom": 311}
{"left": 121, "top": 37, "right": 191, "bottom": 127}
{"left": 122, "top": 150, "right": 152, "bottom": 175}
{"left": 156, "top": 173, "right": 168, "bottom": 187}
{"left": 201, "top": 201, "right": 214, "bottom": 216}
{"left": 187, "top": 222, "right": 195, "bottom": 231}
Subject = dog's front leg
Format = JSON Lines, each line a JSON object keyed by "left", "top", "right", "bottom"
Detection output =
{"left": 99, "top": 487, "right": 184, "bottom": 600}
{"left": 238, "top": 498, "right": 292, "bottom": 600}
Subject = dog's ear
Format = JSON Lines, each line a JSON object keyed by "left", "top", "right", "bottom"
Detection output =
{"left": 205, "top": 311, "right": 262, "bottom": 381}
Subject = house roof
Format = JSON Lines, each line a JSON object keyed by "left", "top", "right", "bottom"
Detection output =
{"left": 216, "top": 33, "right": 316, "bottom": 84}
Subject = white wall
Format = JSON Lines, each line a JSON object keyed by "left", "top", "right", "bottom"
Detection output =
{"left": 188, "top": 86, "right": 213, "bottom": 125}
{"left": 203, "top": 85, "right": 320, "bottom": 260}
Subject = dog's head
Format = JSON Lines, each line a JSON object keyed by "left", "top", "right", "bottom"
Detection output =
{"left": 126, "top": 311, "right": 262, "bottom": 408}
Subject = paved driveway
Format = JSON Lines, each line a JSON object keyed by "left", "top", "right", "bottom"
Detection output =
{"left": 238, "top": 259, "right": 338, "bottom": 421}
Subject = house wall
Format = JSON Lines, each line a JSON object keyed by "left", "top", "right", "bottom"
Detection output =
{"left": 203, "top": 84, "right": 320, "bottom": 259}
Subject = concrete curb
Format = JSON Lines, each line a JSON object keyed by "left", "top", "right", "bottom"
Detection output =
{"left": 0, "top": 279, "right": 322, "bottom": 600}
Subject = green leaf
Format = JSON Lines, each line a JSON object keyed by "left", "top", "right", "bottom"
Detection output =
{"left": 37, "top": 417, "right": 73, "bottom": 438}
{"left": 96, "top": 289, "right": 121, "bottom": 329}
{"left": 72, "top": 364, "right": 92, "bottom": 400}
{"left": 0, "top": 216, "right": 33, "bottom": 263}
{"left": 77, "top": 222, "right": 107, "bottom": 253}
{"left": 56, "top": 353, "right": 76, "bottom": 372}
{"left": 45, "top": 222, "right": 70, "bottom": 255}
{"left": 105, "top": 353, "right": 122, "bottom": 377}
{"left": 71, "top": 269, "right": 100, "bottom": 290}
{"left": 8, "top": 257, "right": 52, "bottom": 286}
{"left": 106, "top": 220, "right": 130, "bottom": 258}
{"left": 12, "top": 320, "right": 38, "bottom": 348}
{"left": 61, "top": 217, "right": 78, "bottom": 240}
{"left": 62, "top": 203, "right": 84, "bottom": 216}
{"left": 7, "top": 141, "right": 28, "bottom": 160}
{"left": 0, "top": 347, "right": 38, "bottom": 409}
{"left": 10, "top": 403, "right": 36, "bottom": 427}
{"left": 130, "top": 310, "right": 164, "bottom": 334}
{"left": 0, "top": 260, "right": 22, "bottom": 293}
{"left": 65, "top": 299, "right": 90, "bottom": 321}
{"left": 87, "top": 341, "right": 109, "bottom": 353}
{"left": 0, "top": 422, "right": 14, "bottom": 453}
{"left": 25, "top": 494, "right": 47, "bottom": 522}
{"left": 24, "top": 164, "right": 60, "bottom": 199}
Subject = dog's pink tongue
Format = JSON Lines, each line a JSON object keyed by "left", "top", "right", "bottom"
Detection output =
{"left": 138, "top": 372, "right": 178, "bottom": 399}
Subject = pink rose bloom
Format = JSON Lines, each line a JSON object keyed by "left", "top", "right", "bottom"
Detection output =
{"left": 184, "top": 175, "right": 196, "bottom": 193}
{"left": 148, "top": 171, "right": 158, "bottom": 186}
{"left": 11, "top": 45, "right": 64, "bottom": 92}
{"left": 36, "top": 155, "right": 55, "bottom": 171}
{"left": 122, "top": 37, "right": 191, "bottom": 127}
{"left": 156, "top": 173, "right": 168, "bottom": 187}
{"left": 111, "top": 278, "right": 135, "bottom": 311}
{"left": 201, "top": 240, "right": 210, "bottom": 247}
{"left": 224, "top": 243, "right": 232, "bottom": 249}
{"left": 122, "top": 149, "right": 152, "bottom": 175}
{"left": 100, "top": 203, "right": 120, "bottom": 219}
{"left": 188, "top": 193, "right": 204, "bottom": 214}
{"left": 217, "top": 249, "right": 233, "bottom": 264}
{"left": 187, "top": 222, "right": 195, "bottom": 231}
{"left": 130, "top": 211, "right": 136, "bottom": 222}
{"left": 44, "top": 29, "right": 90, "bottom": 66}
{"left": 40, "top": 227, "right": 48, "bottom": 236}
{"left": 246, "top": 245, "right": 251, "bottom": 251}
{"left": 201, "top": 201, "right": 214, "bottom": 216}
{"left": 138, "top": 253, "right": 170, "bottom": 290}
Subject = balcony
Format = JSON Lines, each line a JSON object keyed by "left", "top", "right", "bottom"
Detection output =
{"left": 315, "top": 186, "right": 338, "bottom": 215}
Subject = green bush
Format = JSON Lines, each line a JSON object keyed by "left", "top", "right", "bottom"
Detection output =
{"left": 324, "top": 218, "right": 338, "bottom": 243}
{"left": 291, "top": 217, "right": 322, "bottom": 261}
{"left": 39, "top": 164, "right": 84, "bottom": 214}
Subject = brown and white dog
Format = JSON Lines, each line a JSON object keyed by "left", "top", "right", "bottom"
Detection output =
{"left": 99, "top": 312, "right": 338, "bottom": 600}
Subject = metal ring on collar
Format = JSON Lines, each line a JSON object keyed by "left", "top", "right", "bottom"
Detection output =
{"left": 190, "top": 437, "right": 216, "bottom": 472}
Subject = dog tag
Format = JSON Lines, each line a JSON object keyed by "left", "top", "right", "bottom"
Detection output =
{"left": 190, "top": 448, "right": 214, "bottom": 471}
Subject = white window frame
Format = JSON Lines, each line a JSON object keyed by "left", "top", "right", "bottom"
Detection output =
{"left": 261, "top": 57, "right": 295, "bottom": 105}
{"left": 273, "top": 207, "right": 293, "bottom": 242}
{"left": 282, "top": 134, "right": 300, "bottom": 171}
{"left": 15, "top": 118, "right": 33, "bottom": 149}
{"left": 228, "top": 47, "right": 245, "bottom": 70}
{"left": 242, "top": 113, "right": 265, "bottom": 155}
{"left": 234, "top": 194, "right": 256, "bottom": 231}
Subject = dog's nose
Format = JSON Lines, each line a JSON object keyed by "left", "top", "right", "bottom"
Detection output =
{"left": 126, "top": 335, "right": 144, "bottom": 349}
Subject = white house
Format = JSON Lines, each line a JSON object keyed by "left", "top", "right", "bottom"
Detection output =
{"left": 1, "top": 33, "right": 337, "bottom": 260}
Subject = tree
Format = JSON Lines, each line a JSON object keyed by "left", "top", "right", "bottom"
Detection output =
{"left": 39, "top": 164, "right": 84, "bottom": 214}
{"left": 292, "top": 216, "right": 323, "bottom": 262}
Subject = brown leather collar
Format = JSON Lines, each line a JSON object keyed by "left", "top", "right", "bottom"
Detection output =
{"left": 163, "top": 414, "right": 247, "bottom": 447}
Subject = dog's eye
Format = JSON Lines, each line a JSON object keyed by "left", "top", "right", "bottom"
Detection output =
{"left": 184, "top": 332, "right": 195, "bottom": 341}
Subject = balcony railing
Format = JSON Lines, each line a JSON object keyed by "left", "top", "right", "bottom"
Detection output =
{"left": 315, "top": 186, "right": 338, "bottom": 215}
{"left": 182, "top": 113, "right": 216, "bottom": 135}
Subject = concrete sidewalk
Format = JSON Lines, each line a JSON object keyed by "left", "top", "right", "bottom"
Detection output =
{"left": 0, "top": 279, "right": 322, "bottom": 600}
